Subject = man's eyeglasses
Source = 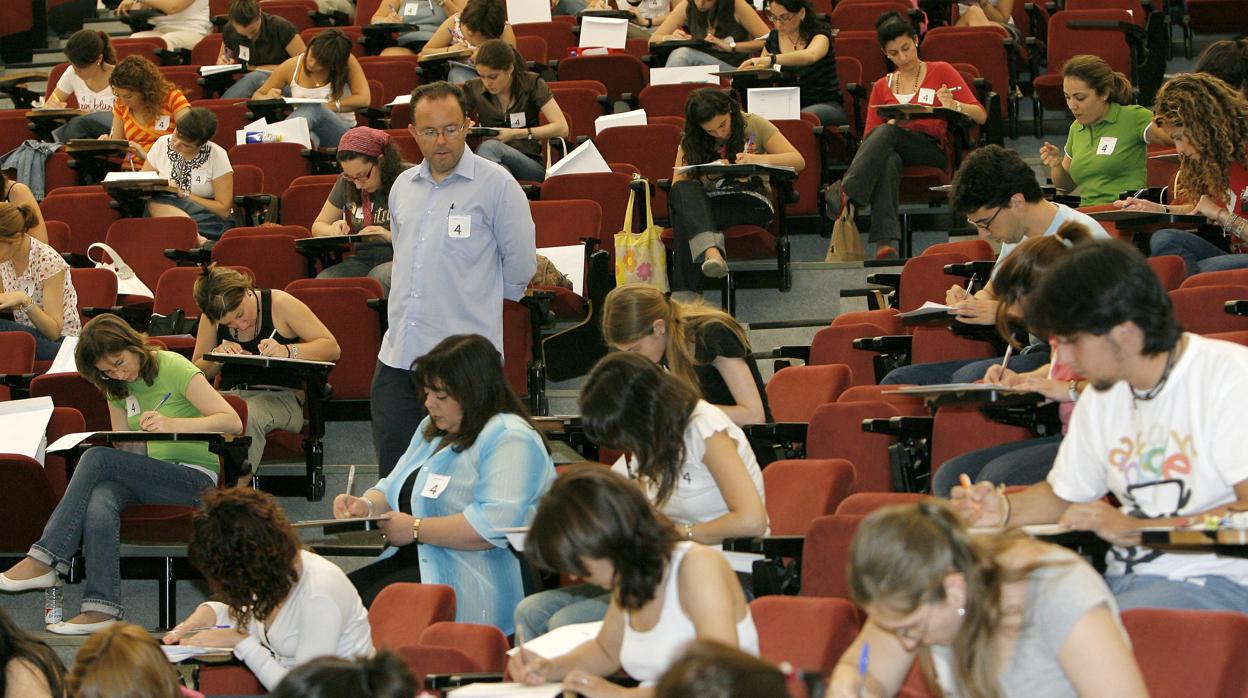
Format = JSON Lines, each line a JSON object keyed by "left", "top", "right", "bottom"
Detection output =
{"left": 766, "top": 10, "right": 795, "bottom": 22}
{"left": 968, "top": 205, "right": 1004, "bottom": 231}
{"left": 414, "top": 124, "right": 465, "bottom": 140}
{"left": 341, "top": 164, "right": 375, "bottom": 183}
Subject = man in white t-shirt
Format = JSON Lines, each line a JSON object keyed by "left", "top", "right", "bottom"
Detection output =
{"left": 955, "top": 240, "right": 1248, "bottom": 612}
{"left": 881, "top": 145, "right": 1110, "bottom": 385}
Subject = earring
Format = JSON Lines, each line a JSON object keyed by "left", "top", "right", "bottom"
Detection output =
{"left": 957, "top": 607, "right": 966, "bottom": 617}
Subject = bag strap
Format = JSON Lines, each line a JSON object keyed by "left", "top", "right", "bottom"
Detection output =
{"left": 643, "top": 180, "right": 656, "bottom": 230}
{"left": 621, "top": 185, "right": 636, "bottom": 234}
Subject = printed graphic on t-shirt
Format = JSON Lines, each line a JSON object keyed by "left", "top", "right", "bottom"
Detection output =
{"left": 1107, "top": 425, "right": 1194, "bottom": 517}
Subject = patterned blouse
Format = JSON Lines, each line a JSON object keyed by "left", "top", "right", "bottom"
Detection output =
{"left": 0, "top": 237, "right": 81, "bottom": 337}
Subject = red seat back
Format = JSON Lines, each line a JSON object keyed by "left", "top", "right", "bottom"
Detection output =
{"left": 930, "top": 404, "right": 1033, "bottom": 485}
{"left": 1146, "top": 255, "right": 1186, "bottom": 291}
{"left": 113, "top": 37, "right": 165, "bottom": 63}
{"left": 1168, "top": 285, "right": 1248, "bottom": 335}
{"left": 835, "top": 492, "right": 929, "bottom": 515}
{"left": 228, "top": 142, "right": 313, "bottom": 195}
{"left": 212, "top": 232, "right": 311, "bottom": 290}
{"left": 512, "top": 21, "right": 577, "bottom": 62}
{"left": 799, "top": 514, "right": 865, "bottom": 599}
{"left": 284, "top": 281, "right": 384, "bottom": 400}
{"left": 260, "top": 0, "right": 318, "bottom": 30}
{"left": 544, "top": 86, "right": 605, "bottom": 141}
{"left": 1179, "top": 268, "right": 1248, "bottom": 290}
{"left": 594, "top": 123, "right": 682, "bottom": 221}
{"left": 530, "top": 199, "right": 602, "bottom": 248}
{"left": 638, "top": 83, "right": 708, "bottom": 118}
{"left": 899, "top": 252, "right": 969, "bottom": 313}
{"left": 1122, "top": 608, "right": 1248, "bottom": 696}
{"left": 193, "top": 98, "right": 251, "bottom": 151}
{"left": 503, "top": 299, "right": 533, "bottom": 398}
{"left": 369, "top": 582, "right": 457, "bottom": 649}
{"left": 280, "top": 182, "right": 336, "bottom": 229}
{"left": 808, "top": 401, "right": 902, "bottom": 493}
{"left": 104, "top": 217, "right": 200, "bottom": 291}
{"left": 557, "top": 54, "right": 648, "bottom": 103}
{"left": 41, "top": 192, "right": 121, "bottom": 255}
{"left": 0, "top": 332, "right": 36, "bottom": 374}
{"left": 772, "top": 118, "right": 821, "bottom": 217}
{"left": 419, "top": 622, "right": 510, "bottom": 672}
{"left": 751, "top": 596, "right": 861, "bottom": 673}
{"left": 514, "top": 35, "right": 549, "bottom": 65}
{"left": 766, "top": 364, "right": 852, "bottom": 422}
{"left": 835, "top": 30, "right": 889, "bottom": 87}
{"left": 69, "top": 268, "right": 120, "bottom": 323}
{"left": 764, "top": 459, "right": 857, "bottom": 536}
{"left": 809, "top": 322, "right": 890, "bottom": 387}
{"left": 398, "top": 645, "right": 482, "bottom": 689}
{"left": 541, "top": 171, "right": 636, "bottom": 255}
{"left": 30, "top": 373, "right": 112, "bottom": 431}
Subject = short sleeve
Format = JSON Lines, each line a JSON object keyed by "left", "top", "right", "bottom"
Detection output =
{"left": 1130, "top": 105, "right": 1154, "bottom": 142}
{"left": 750, "top": 114, "right": 779, "bottom": 151}
{"left": 1029, "top": 555, "right": 1120, "bottom": 656}
{"left": 147, "top": 136, "right": 171, "bottom": 176}
{"left": 161, "top": 351, "right": 203, "bottom": 397}
{"left": 327, "top": 176, "right": 350, "bottom": 210}
{"left": 533, "top": 78, "right": 553, "bottom": 108}
{"left": 55, "top": 66, "right": 76, "bottom": 95}
{"left": 167, "top": 88, "right": 192, "bottom": 116}
{"left": 1046, "top": 397, "right": 1111, "bottom": 503}
{"left": 209, "top": 143, "right": 234, "bottom": 178}
{"left": 460, "top": 422, "right": 554, "bottom": 547}
{"left": 695, "top": 321, "right": 747, "bottom": 363}
{"left": 682, "top": 403, "right": 735, "bottom": 471}
{"left": 271, "top": 15, "right": 299, "bottom": 46}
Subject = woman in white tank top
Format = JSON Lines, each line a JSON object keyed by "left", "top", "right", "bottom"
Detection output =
{"left": 252, "top": 29, "right": 371, "bottom": 148}
{"left": 509, "top": 468, "right": 759, "bottom": 694}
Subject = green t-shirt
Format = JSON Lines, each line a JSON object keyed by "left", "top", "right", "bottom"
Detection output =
{"left": 1064, "top": 102, "right": 1152, "bottom": 206}
{"left": 107, "top": 351, "right": 218, "bottom": 474}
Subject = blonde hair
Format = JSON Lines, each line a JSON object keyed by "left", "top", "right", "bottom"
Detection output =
{"left": 1153, "top": 73, "right": 1248, "bottom": 204}
{"left": 193, "top": 264, "right": 256, "bottom": 323}
{"left": 67, "top": 623, "right": 182, "bottom": 698}
{"left": 601, "top": 284, "right": 750, "bottom": 393}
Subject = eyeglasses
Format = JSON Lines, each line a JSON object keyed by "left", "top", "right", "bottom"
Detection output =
{"left": 341, "top": 164, "right": 375, "bottom": 183}
{"left": 766, "top": 10, "right": 795, "bottom": 22}
{"left": 414, "top": 124, "right": 466, "bottom": 140}
{"left": 968, "top": 205, "right": 1004, "bottom": 231}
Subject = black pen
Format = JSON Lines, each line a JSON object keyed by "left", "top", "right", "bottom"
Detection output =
{"left": 450, "top": 203, "right": 455, "bottom": 210}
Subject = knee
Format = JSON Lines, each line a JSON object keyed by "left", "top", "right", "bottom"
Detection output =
{"left": 665, "top": 47, "right": 697, "bottom": 66}
{"left": 1149, "top": 229, "right": 1183, "bottom": 255}
{"left": 476, "top": 139, "right": 505, "bottom": 162}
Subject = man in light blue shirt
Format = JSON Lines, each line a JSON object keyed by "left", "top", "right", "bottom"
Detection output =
{"left": 372, "top": 81, "right": 536, "bottom": 476}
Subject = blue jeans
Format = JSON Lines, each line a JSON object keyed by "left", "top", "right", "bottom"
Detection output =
{"left": 289, "top": 103, "right": 353, "bottom": 149}
{"left": 1149, "top": 228, "right": 1248, "bottom": 276}
{"left": 932, "top": 434, "right": 1063, "bottom": 497}
{"left": 514, "top": 584, "right": 610, "bottom": 641}
{"left": 880, "top": 344, "right": 1052, "bottom": 385}
{"left": 475, "top": 140, "right": 546, "bottom": 182}
{"left": 663, "top": 47, "right": 735, "bottom": 71}
{"left": 221, "top": 69, "right": 273, "bottom": 99}
{"left": 448, "top": 64, "right": 479, "bottom": 84}
{"left": 28, "top": 447, "right": 215, "bottom": 618}
{"left": 55, "top": 110, "right": 112, "bottom": 142}
{"left": 318, "top": 244, "right": 394, "bottom": 296}
{"left": 1107, "top": 574, "right": 1248, "bottom": 613}
{"left": 0, "top": 318, "right": 63, "bottom": 361}
{"left": 148, "top": 194, "right": 231, "bottom": 240}
{"left": 802, "top": 102, "right": 849, "bottom": 127}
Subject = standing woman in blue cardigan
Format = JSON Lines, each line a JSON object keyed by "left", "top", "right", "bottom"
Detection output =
{"left": 333, "top": 333, "right": 555, "bottom": 633}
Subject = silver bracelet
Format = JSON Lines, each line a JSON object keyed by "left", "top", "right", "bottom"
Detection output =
{"left": 364, "top": 496, "right": 375, "bottom": 517}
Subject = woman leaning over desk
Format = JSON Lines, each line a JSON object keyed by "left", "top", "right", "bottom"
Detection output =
{"left": 0, "top": 314, "right": 242, "bottom": 635}
{"left": 191, "top": 264, "right": 340, "bottom": 472}
{"left": 0, "top": 202, "right": 80, "bottom": 361}
{"left": 737, "top": 0, "right": 846, "bottom": 126}
{"left": 332, "top": 333, "right": 555, "bottom": 632}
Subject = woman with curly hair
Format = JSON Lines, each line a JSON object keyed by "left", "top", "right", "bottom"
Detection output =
{"left": 69, "top": 622, "right": 200, "bottom": 698}
{"left": 509, "top": 467, "right": 760, "bottom": 697}
{"left": 602, "top": 283, "right": 768, "bottom": 426}
{"left": 1115, "top": 72, "right": 1248, "bottom": 274}
{"left": 826, "top": 501, "right": 1147, "bottom": 698}
{"left": 164, "top": 487, "right": 373, "bottom": 691}
{"left": 0, "top": 606, "right": 65, "bottom": 698}
{"left": 649, "top": 0, "right": 769, "bottom": 70}
{"left": 254, "top": 29, "right": 370, "bottom": 148}
{"left": 0, "top": 314, "right": 242, "bottom": 635}
{"left": 514, "top": 351, "right": 766, "bottom": 642}
{"left": 311, "top": 127, "right": 410, "bottom": 294}
{"left": 105, "top": 55, "right": 191, "bottom": 163}
{"left": 668, "top": 88, "right": 804, "bottom": 298}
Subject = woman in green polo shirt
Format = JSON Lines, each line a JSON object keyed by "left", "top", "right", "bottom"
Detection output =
{"left": 0, "top": 314, "right": 242, "bottom": 635}
{"left": 1039, "top": 55, "right": 1170, "bottom": 206}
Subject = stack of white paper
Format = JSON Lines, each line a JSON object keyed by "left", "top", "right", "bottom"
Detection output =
{"left": 199, "top": 64, "right": 243, "bottom": 76}
{"left": 103, "top": 171, "right": 166, "bottom": 183}
{"left": 235, "top": 116, "right": 313, "bottom": 148}
{"left": 545, "top": 139, "right": 611, "bottom": 177}
{"left": 536, "top": 245, "right": 586, "bottom": 296}
{"left": 594, "top": 108, "right": 647, "bottom": 136}
{"left": 649, "top": 65, "right": 720, "bottom": 86}
{"left": 506, "top": 0, "right": 552, "bottom": 24}
{"left": 0, "top": 397, "right": 54, "bottom": 465}
{"left": 506, "top": 621, "right": 602, "bottom": 660}
{"left": 578, "top": 16, "right": 628, "bottom": 49}
{"left": 161, "top": 645, "right": 232, "bottom": 663}
{"left": 387, "top": 94, "right": 413, "bottom": 107}
{"left": 747, "top": 86, "right": 800, "bottom": 121}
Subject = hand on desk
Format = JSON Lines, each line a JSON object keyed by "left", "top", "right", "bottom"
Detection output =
{"left": 562, "top": 670, "right": 625, "bottom": 698}
{"left": 1060, "top": 499, "right": 1141, "bottom": 546}
{"left": 213, "top": 340, "right": 249, "bottom": 355}
{"left": 43, "top": 95, "right": 67, "bottom": 109}
{"left": 377, "top": 511, "right": 417, "bottom": 546}
{"left": 667, "top": 28, "right": 692, "bottom": 40}
{"left": 945, "top": 283, "right": 970, "bottom": 305}
{"left": 256, "top": 338, "right": 290, "bottom": 357}
{"left": 357, "top": 225, "right": 392, "bottom": 242}
{"left": 179, "top": 628, "right": 249, "bottom": 649}
{"left": 508, "top": 647, "right": 557, "bottom": 685}
{"left": 138, "top": 411, "right": 173, "bottom": 432}
{"left": 951, "top": 297, "right": 997, "bottom": 325}
{"left": 1113, "top": 196, "right": 1165, "bottom": 213}
{"left": 738, "top": 55, "right": 770, "bottom": 70}
{"left": 258, "top": 87, "right": 283, "bottom": 100}
{"left": 703, "top": 33, "right": 732, "bottom": 52}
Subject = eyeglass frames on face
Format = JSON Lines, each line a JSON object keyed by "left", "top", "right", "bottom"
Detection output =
{"left": 341, "top": 164, "right": 375, "bottom": 183}
{"left": 414, "top": 124, "right": 465, "bottom": 140}
{"left": 968, "top": 205, "right": 1004, "bottom": 231}
{"left": 766, "top": 10, "right": 795, "bottom": 22}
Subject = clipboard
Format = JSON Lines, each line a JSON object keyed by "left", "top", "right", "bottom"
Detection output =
{"left": 418, "top": 48, "right": 474, "bottom": 63}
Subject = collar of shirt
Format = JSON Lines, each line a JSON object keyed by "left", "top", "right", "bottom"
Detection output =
{"left": 411, "top": 147, "right": 480, "bottom": 184}
{"left": 1073, "top": 101, "right": 1122, "bottom": 134}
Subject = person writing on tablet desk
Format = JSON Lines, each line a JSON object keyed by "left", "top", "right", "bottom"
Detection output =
{"left": 736, "top": 0, "right": 845, "bottom": 127}
{"left": 649, "top": 0, "right": 769, "bottom": 70}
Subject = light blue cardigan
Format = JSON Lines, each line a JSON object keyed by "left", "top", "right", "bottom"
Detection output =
{"left": 370, "top": 413, "right": 555, "bottom": 634}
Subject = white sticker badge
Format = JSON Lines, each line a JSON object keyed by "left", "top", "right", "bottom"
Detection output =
{"left": 421, "top": 474, "right": 452, "bottom": 499}
{"left": 509, "top": 112, "right": 527, "bottom": 128}
{"left": 1096, "top": 136, "right": 1118, "bottom": 155}
{"left": 448, "top": 214, "right": 471, "bottom": 238}
{"left": 917, "top": 88, "right": 936, "bottom": 106}
{"left": 238, "top": 44, "right": 250, "bottom": 62}
{"left": 402, "top": 0, "right": 419, "bottom": 14}
{"left": 125, "top": 395, "right": 141, "bottom": 418}
{"left": 154, "top": 115, "right": 170, "bottom": 131}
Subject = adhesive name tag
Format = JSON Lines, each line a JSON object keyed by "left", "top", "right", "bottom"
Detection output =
{"left": 125, "top": 395, "right": 141, "bottom": 417}
{"left": 403, "top": 1, "right": 419, "bottom": 14}
{"left": 238, "top": 45, "right": 250, "bottom": 62}
{"left": 421, "top": 474, "right": 451, "bottom": 498}
{"left": 917, "top": 88, "right": 936, "bottom": 105}
{"left": 509, "top": 112, "right": 527, "bottom": 128}
{"left": 448, "top": 214, "right": 471, "bottom": 238}
{"left": 155, "top": 115, "right": 171, "bottom": 131}
{"left": 1096, "top": 136, "right": 1118, "bottom": 155}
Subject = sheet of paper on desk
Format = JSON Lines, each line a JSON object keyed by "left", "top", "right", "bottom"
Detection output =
{"left": 720, "top": 549, "right": 765, "bottom": 574}
{"left": 447, "top": 683, "right": 565, "bottom": 697}
{"left": 970, "top": 523, "right": 1072, "bottom": 536}
{"left": 747, "top": 86, "right": 800, "bottom": 121}
{"left": 899, "top": 301, "right": 956, "bottom": 318}
{"left": 498, "top": 527, "right": 529, "bottom": 551}
{"left": 537, "top": 244, "right": 585, "bottom": 296}
{"left": 0, "top": 397, "right": 54, "bottom": 464}
{"left": 886, "top": 383, "right": 1016, "bottom": 394}
{"left": 47, "top": 336, "right": 79, "bottom": 375}
{"left": 545, "top": 139, "right": 611, "bottom": 177}
{"left": 672, "top": 162, "right": 795, "bottom": 175}
{"left": 202, "top": 352, "right": 335, "bottom": 367}
{"left": 387, "top": 94, "right": 412, "bottom": 107}
{"left": 507, "top": 0, "right": 552, "bottom": 24}
{"left": 291, "top": 516, "right": 389, "bottom": 528}
{"left": 649, "top": 65, "right": 719, "bottom": 86}
{"left": 505, "top": 621, "right": 602, "bottom": 659}
{"left": 47, "top": 431, "right": 146, "bottom": 452}
{"left": 103, "top": 171, "right": 167, "bottom": 183}
{"left": 579, "top": 16, "right": 628, "bottom": 49}
{"left": 284, "top": 97, "right": 329, "bottom": 105}
{"left": 162, "top": 645, "right": 233, "bottom": 663}
{"left": 594, "top": 108, "right": 647, "bottom": 136}
{"left": 199, "top": 64, "right": 243, "bottom": 76}
{"left": 235, "top": 116, "right": 311, "bottom": 148}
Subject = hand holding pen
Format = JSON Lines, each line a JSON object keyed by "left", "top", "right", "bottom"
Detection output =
{"left": 257, "top": 328, "right": 287, "bottom": 357}
{"left": 139, "top": 392, "right": 173, "bottom": 432}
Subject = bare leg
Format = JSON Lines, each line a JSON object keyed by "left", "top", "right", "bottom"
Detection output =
{"left": 3, "top": 557, "right": 52, "bottom": 580}
{"left": 380, "top": 46, "right": 417, "bottom": 56}
{"left": 147, "top": 201, "right": 192, "bottom": 219}
{"left": 956, "top": 4, "right": 994, "bottom": 27}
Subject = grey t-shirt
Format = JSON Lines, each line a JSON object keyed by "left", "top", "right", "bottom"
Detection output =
{"left": 327, "top": 174, "right": 394, "bottom": 249}
{"left": 931, "top": 547, "right": 1125, "bottom": 698}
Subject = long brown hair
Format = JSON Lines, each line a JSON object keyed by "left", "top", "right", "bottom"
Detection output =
{"left": 64, "top": 29, "right": 116, "bottom": 68}
{"left": 0, "top": 202, "right": 38, "bottom": 240}
{"left": 1061, "top": 54, "right": 1132, "bottom": 104}
{"left": 189, "top": 487, "right": 302, "bottom": 628}
{"left": 991, "top": 221, "right": 1093, "bottom": 346}
{"left": 0, "top": 607, "right": 65, "bottom": 698}
{"left": 75, "top": 314, "right": 162, "bottom": 400}
{"left": 849, "top": 502, "right": 1042, "bottom": 698}
{"left": 601, "top": 283, "right": 750, "bottom": 395}
{"left": 305, "top": 29, "right": 354, "bottom": 100}
{"left": 1153, "top": 72, "right": 1248, "bottom": 204}
{"left": 67, "top": 623, "right": 182, "bottom": 698}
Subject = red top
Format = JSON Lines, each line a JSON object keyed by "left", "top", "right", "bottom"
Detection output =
{"left": 864, "top": 60, "right": 981, "bottom": 145}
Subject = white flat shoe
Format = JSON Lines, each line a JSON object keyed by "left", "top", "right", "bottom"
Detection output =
{"left": 47, "top": 618, "right": 117, "bottom": 636}
{"left": 0, "top": 569, "right": 59, "bottom": 592}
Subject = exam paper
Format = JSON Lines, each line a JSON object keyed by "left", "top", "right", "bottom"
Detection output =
{"left": 594, "top": 108, "right": 646, "bottom": 136}
{"left": 649, "top": 65, "right": 719, "bottom": 86}
{"left": 447, "top": 684, "right": 564, "bottom": 697}
{"left": 506, "top": 0, "right": 552, "bottom": 24}
{"left": 578, "top": 16, "right": 628, "bottom": 49}
{"left": 746, "top": 86, "right": 800, "bottom": 121}
{"left": 0, "top": 397, "right": 54, "bottom": 463}
{"left": 47, "top": 336, "right": 79, "bottom": 375}
{"left": 505, "top": 621, "right": 602, "bottom": 660}
{"left": 161, "top": 645, "right": 232, "bottom": 663}
{"left": 545, "top": 139, "right": 611, "bottom": 177}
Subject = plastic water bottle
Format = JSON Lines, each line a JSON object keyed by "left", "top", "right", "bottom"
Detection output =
{"left": 44, "top": 584, "right": 63, "bottom": 625}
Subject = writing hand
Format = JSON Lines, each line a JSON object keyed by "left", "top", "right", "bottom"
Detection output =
{"left": 950, "top": 479, "right": 1006, "bottom": 527}
{"left": 138, "top": 411, "right": 172, "bottom": 433}
{"left": 952, "top": 297, "right": 998, "bottom": 325}
{"left": 945, "top": 284, "right": 968, "bottom": 305}
{"left": 670, "top": 28, "right": 692, "bottom": 40}
{"left": 936, "top": 83, "right": 955, "bottom": 109}
{"left": 256, "top": 338, "right": 290, "bottom": 357}
{"left": 332, "top": 493, "right": 372, "bottom": 519}
{"left": 507, "top": 647, "right": 555, "bottom": 685}
{"left": 1114, "top": 196, "right": 1163, "bottom": 212}
{"left": 0, "top": 292, "right": 31, "bottom": 311}
{"left": 182, "top": 628, "right": 249, "bottom": 649}
{"left": 1060, "top": 500, "right": 1140, "bottom": 545}
{"left": 981, "top": 364, "right": 1016, "bottom": 385}
{"left": 330, "top": 219, "right": 351, "bottom": 235}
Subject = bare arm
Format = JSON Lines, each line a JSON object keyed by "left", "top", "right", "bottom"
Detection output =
{"left": 135, "top": 0, "right": 196, "bottom": 13}
{"left": 334, "top": 56, "right": 371, "bottom": 111}
{"left": 418, "top": 17, "right": 457, "bottom": 56}
{"left": 310, "top": 198, "right": 350, "bottom": 237}
{"left": 827, "top": 619, "right": 917, "bottom": 698}
{"left": 264, "top": 290, "right": 341, "bottom": 361}
{"left": 5, "top": 183, "right": 48, "bottom": 244}
{"left": 709, "top": 356, "right": 765, "bottom": 425}
{"left": 372, "top": 0, "right": 403, "bottom": 23}
{"left": 649, "top": 2, "right": 688, "bottom": 43}
{"left": 4, "top": 658, "right": 53, "bottom": 698}
{"left": 685, "top": 431, "right": 768, "bottom": 543}
{"left": 184, "top": 171, "right": 232, "bottom": 220}
{"left": 742, "top": 127, "right": 804, "bottom": 171}
{"left": 1058, "top": 603, "right": 1150, "bottom": 698}
{"left": 143, "top": 372, "right": 243, "bottom": 434}
{"left": 981, "top": 0, "right": 1012, "bottom": 23}
{"left": 253, "top": 56, "right": 297, "bottom": 99}
{"left": 24, "top": 269, "right": 67, "bottom": 340}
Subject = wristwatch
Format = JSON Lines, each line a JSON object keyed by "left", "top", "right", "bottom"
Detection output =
{"left": 412, "top": 517, "right": 423, "bottom": 543}
{"left": 527, "top": 127, "right": 533, "bottom": 140}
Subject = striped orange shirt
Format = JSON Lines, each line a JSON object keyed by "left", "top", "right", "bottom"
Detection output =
{"left": 113, "top": 88, "right": 191, "bottom": 157}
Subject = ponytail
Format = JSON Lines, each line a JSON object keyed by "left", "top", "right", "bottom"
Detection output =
{"left": 97, "top": 31, "right": 117, "bottom": 65}
{"left": 0, "top": 203, "right": 38, "bottom": 239}
{"left": 990, "top": 221, "right": 1093, "bottom": 347}
{"left": 64, "top": 28, "right": 116, "bottom": 68}
{"left": 1061, "top": 54, "right": 1133, "bottom": 105}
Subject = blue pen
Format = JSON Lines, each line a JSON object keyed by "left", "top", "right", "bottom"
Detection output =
{"left": 858, "top": 641, "right": 870, "bottom": 697}
{"left": 154, "top": 392, "right": 172, "bottom": 411}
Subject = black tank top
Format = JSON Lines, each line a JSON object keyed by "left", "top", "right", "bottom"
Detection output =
{"left": 215, "top": 289, "right": 301, "bottom": 390}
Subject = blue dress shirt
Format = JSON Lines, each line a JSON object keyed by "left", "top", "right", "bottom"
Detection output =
{"left": 380, "top": 148, "right": 536, "bottom": 370}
